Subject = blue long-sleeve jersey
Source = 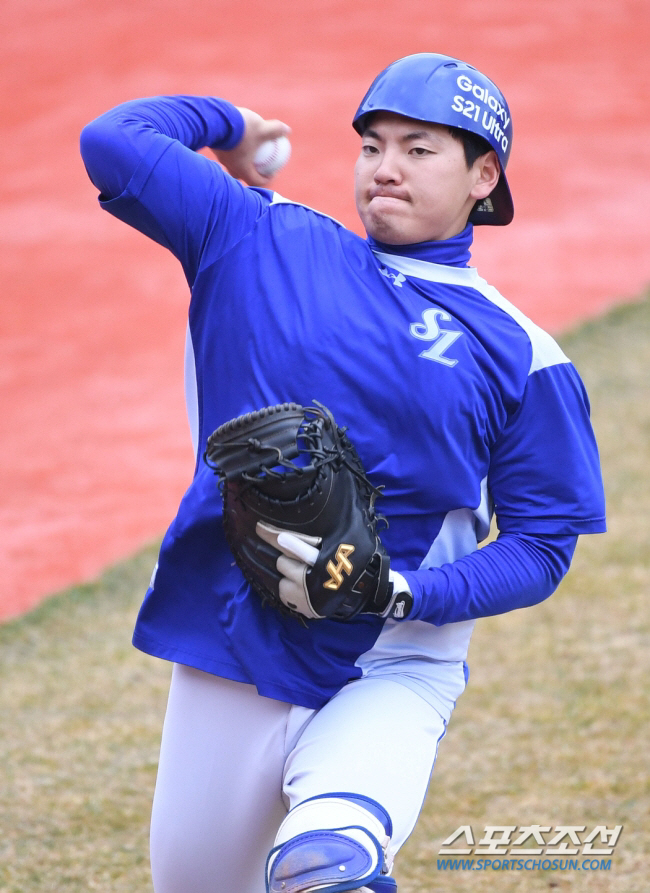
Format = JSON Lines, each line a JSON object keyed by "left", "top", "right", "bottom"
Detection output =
{"left": 80, "top": 96, "right": 606, "bottom": 711}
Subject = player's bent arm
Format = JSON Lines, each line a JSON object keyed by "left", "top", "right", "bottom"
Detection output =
{"left": 253, "top": 523, "right": 575, "bottom": 625}
{"left": 80, "top": 95, "right": 288, "bottom": 281}
{"left": 400, "top": 531, "right": 578, "bottom": 626}
{"left": 80, "top": 95, "right": 246, "bottom": 199}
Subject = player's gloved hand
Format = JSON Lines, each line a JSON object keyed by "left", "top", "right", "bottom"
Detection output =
{"left": 210, "top": 107, "right": 291, "bottom": 187}
{"left": 256, "top": 522, "right": 413, "bottom": 621}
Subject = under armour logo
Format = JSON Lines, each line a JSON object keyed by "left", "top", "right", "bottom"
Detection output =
{"left": 380, "top": 267, "right": 406, "bottom": 288}
{"left": 324, "top": 544, "right": 355, "bottom": 590}
{"left": 392, "top": 599, "right": 407, "bottom": 619}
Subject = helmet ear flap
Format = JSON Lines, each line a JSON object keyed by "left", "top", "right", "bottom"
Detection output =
{"left": 353, "top": 53, "right": 514, "bottom": 226}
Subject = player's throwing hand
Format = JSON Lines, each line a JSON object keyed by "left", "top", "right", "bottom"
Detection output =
{"left": 210, "top": 107, "right": 291, "bottom": 186}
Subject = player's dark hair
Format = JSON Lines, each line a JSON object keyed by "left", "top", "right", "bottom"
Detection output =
{"left": 447, "top": 125, "right": 494, "bottom": 169}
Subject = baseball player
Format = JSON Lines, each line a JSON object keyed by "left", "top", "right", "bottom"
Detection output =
{"left": 80, "top": 53, "right": 606, "bottom": 893}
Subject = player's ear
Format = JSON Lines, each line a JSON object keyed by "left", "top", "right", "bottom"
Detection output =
{"left": 470, "top": 150, "right": 500, "bottom": 201}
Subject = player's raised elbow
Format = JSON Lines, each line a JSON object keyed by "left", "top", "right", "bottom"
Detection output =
{"left": 80, "top": 118, "right": 108, "bottom": 188}
{"left": 80, "top": 106, "right": 144, "bottom": 199}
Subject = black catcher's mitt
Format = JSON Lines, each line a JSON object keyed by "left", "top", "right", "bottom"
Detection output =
{"left": 204, "top": 402, "right": 392, "bottom": 621}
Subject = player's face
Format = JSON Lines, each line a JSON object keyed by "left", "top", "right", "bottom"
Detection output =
{"left": 354, "top": 112, "right": 498, "bottom": 244}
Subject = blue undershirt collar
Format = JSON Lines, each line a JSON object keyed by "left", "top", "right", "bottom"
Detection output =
{"left": 366, "top": 223, "right": 473, "bottom": 268}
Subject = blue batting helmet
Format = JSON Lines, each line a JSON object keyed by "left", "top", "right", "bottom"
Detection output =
{"left": 353, "top": 53, "right": 514, "bottom": 226}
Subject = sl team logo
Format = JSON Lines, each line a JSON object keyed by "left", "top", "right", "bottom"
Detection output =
{"left": 410, "top": 308, "right": 463, "bottom": 367}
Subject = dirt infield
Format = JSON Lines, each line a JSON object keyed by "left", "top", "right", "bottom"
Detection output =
{"left": 2, "top": 0, "right": 648, "bottom": 620}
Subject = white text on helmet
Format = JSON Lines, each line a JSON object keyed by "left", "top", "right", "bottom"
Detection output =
{"left": 456, "top": 74, "right": 510, "bottom": 129}
{"left": 451, "top": 95, "right": 510, "bottom": 154}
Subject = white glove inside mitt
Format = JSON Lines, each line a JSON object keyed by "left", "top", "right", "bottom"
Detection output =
{"left": 256, "top": 521, "right": 412, "bottom": 620}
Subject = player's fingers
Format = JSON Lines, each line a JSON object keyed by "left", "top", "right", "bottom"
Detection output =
{"left": 256, "top": 523, "right": 320, "bottom": 564}
{"left": 235, "top": 108, "right": 290, "bottom": 143}
{"left": 276, "top": 531, "right": 320, "bottom": 565}
{"left": 259, "top": 118, "right": 292, "bottom": 141}
{"left": 256, "top": 520, "right": 282, "bottom": 549}
{"left": 279, "top": 577, "right": 309, "bottom": 613}
{"left": 276, "top": 554, "right": 308, "bottom": 583}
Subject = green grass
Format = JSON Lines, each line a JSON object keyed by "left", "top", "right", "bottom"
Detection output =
{"left": 1, "top": 293, "right": 649, "bottom": 891}
{"left": 0, "top": 547, "right": 170, "bottom": 892}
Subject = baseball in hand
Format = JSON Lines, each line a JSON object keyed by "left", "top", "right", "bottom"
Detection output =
{"left": 253, "top": 136, "right": 291, "bottom": 178}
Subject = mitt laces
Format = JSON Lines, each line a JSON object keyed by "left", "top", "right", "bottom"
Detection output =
{"left": 208, "top": 409, "right": 388, "bottom": 527}
{"left": 226, "top": 425, "right": 385, "bottom": 519}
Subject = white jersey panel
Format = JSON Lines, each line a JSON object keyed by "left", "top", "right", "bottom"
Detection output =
{"left": 472, "top": 275, "right": 570, "bottom": 375}
{"left": 184, "top": 321, "right": 200, "bottom": 459}
{"left": 356, "top": 498, "right": 489, "bottom": 712}
{"left": 474, "top": 475, "right": 493, "bottom": 542}
{"left": 372, "top": 251, "right": 570, "bottom": 375}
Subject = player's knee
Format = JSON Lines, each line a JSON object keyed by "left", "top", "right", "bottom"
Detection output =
{"left": 266, "top": 793, "right": 396, "bottom": 893}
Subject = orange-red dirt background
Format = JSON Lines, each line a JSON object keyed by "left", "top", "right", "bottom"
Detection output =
{"left": 2, "top": 0, "right": 649, "bottom": 621}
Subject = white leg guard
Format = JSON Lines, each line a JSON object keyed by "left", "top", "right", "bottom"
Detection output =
{"left": 266, "top": 794, "right": 397, "bottom": 893}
